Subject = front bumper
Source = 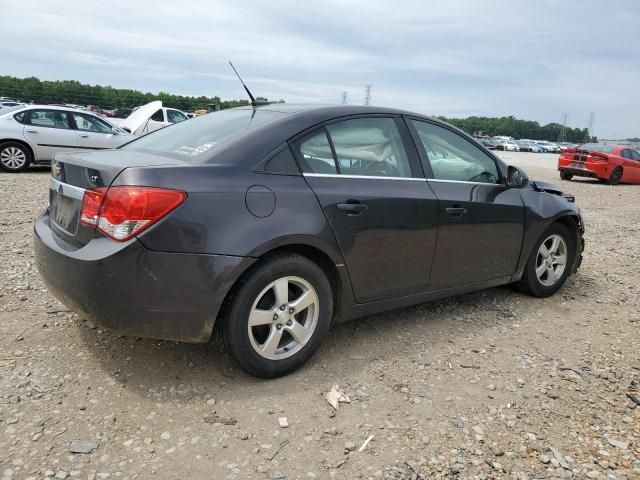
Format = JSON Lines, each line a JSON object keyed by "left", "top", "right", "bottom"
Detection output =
{"left": 34, "top": 210, "right": 254, "bottom": 343}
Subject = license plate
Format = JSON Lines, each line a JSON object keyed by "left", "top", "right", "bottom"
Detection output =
{"left": 570, "top": 161, "right": 585, "bottom": 169}
{"left": 50, "top": 193, "right": 76, "bottom": 233}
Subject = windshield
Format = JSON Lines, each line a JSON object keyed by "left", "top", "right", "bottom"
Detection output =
{"left": 579, "top": 143, "right": 616, "bottom": 153}
{"left": 123, "top": 108, "right": 287, "bottom": 161}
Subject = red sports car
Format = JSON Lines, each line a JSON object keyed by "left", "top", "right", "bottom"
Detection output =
{"left": 558, "top": 144, "right": 640, "bottom": 185}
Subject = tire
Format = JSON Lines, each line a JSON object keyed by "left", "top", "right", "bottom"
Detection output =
{"left": 516, "top": 223, "right": 575, "bottom": 298}
{"left": 559, "top": 170, "right": 573, "bottom": 181}
{"left": 0, "top": 141, "right": 32, "bottom": 172}
{"left": 606, "top": 167, "right": 623, "bottom": 185}
{"left": 220, "top": 253, "right": 333, "bottom": 378}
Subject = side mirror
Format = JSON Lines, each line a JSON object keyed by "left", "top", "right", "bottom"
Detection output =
{"left": 507, "top": 165, "right": 529, "bottom": 188}
{"left": 111, "top": 126, "right": 120, "bottom": 135}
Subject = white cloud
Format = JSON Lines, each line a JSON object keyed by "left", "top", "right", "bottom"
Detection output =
{"left": 1, "top": 0, "right": 639, "bottom": 136}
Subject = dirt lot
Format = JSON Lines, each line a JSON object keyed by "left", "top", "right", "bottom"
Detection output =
{"left": 1, "top": 152, "right": 639, "bottom": 480}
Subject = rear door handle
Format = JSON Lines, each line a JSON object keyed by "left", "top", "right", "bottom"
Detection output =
{"left": 445, "top": 207, "right": 467, "bottom": 217}
{"left": 337, "top": 202, "right": 368, "bottom": 215}
{"left": 79, "top": 134, "right": 89, "bottom": 138}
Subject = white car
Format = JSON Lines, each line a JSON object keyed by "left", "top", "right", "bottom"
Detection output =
{"left": 0, "top": 105, "right": 135, "bottom": 172}
{"left": 110, "top": 101, "right": 189, "bottom": 135}
{"left": 0, "top": 101, "right": 24, "bottom": 110}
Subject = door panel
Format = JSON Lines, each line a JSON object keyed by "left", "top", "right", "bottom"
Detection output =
{"left": 620, "top": 150, "right": 640, "bottom": 183}
{"left": 23, "top": 109, "right": 77, "bottom": 161}
{"left": 306, "top": 175, "right": 438, "bottom": 302}
{"left": 427, "top": 181, "right": 524, "bottom": 288}
{"left": 294, "top": 117, "right": 437, "bottom": 304}
{"left": 71, "top": 112, "right": 121, "bottom": 150}
{"left": 407, "top": 118, "right": 525, "bottom": 289}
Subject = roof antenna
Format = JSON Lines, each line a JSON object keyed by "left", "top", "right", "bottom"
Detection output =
{"left": 229, "top": 61, "right": 266, "bottom": 108}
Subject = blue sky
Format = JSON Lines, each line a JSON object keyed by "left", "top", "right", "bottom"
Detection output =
{"left": 1, "top": 0, "right": 639, "bottom": 137}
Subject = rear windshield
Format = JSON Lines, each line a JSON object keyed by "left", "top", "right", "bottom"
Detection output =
{"left": 122, "top": 108, "right": 287, "bottom": 161}
{"left": 579, "top": 143, "right": 616, "bottom": 153}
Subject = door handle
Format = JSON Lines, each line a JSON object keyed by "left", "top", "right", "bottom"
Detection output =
{"left": 337, "top": 202, "right": 368, "bottom": 215}
{"left": 79, "top": 134, "right": 89, "bottom": 138}
{"left": 445, "top": 206, "right": 467, "bottom": 218}
{"left": 26, "top": 129, "right": 38, "bottom": 133}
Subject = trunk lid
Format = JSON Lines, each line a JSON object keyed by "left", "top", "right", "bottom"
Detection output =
{"left": 48, "top": 150, "right": 187, "bottom": 247}
{"left": 119, "top": 100, "right": 162, "bottom": 134}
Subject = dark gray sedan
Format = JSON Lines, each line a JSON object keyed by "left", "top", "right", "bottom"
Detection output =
{"left": 34, "top": 105, "right": 584, "bottom": 378}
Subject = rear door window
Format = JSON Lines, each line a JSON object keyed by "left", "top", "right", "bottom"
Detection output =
{"left": 325, "top": 117, "right": 413, "bottom": 178}
{"left": 297, "top": 130, "right": 337, "bottom": 174}
{"left": 27, "top": 109, "right": 72, "bottom": 129}
{"left": 150, "top": 109, "right": 165, "bottom": 122}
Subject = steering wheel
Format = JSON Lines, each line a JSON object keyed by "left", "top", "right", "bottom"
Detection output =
{"left": 468, "top": 171, "right": 497, "bottom": 183}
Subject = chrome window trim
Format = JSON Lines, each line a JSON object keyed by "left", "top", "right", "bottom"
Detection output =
{"left": 427, "top": 178, "right": 507, "bottom": 187}
{"left": 50, "top": 177, "right": 86, "bottom": 200}
{"left": 303, "top": 173, "right": 426, "bottom": 182}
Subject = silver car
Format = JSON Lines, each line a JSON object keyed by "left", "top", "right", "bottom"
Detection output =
{"left": 0, "top": 105, "right": 135, "bottom": 172}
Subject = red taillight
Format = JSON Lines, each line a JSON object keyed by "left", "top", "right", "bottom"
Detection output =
{"left": 79, "top": 187, "right": 107, "bottom": 226}
{"left": 589, "top": 153, "right": 609, "bottom": 162}
{"left": 80, "top": 186, "right": 186, "bottom": 241}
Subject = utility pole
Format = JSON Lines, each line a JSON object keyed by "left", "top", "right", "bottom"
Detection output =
{"left": 558, "top": 113, "right": 568, "bottom": 143}
{"left": 341, "top": 91, "right": 348, "bottom": 104}
{"left": 364, "top": 85, "right": 372, "bottom": 106}
{"left": 584, "top": 112, "right": 595, "bottom": 143}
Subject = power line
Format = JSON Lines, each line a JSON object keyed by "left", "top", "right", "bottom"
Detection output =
{"left": 558, "top": 113, "right": 568, "bottom": 142}
{"left": 364, "top": 85, "right": 372, "bottom": 106}
{"left": 584, "top": 112, "right": 596, "bottom": 142}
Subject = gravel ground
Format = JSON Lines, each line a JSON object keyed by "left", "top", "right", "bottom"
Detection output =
{"left": 1, "top": 152, "right": 639, "bottom": 480}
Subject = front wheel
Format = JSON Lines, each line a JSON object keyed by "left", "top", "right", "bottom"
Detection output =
{"left": 516, "top": 223, "right": 575, "bottom": 298}
{"left": 559, "top": 170, "right": 573, "bottom": 181}
{"left": 220, "top": 253, "right": 333, "bottom": 378}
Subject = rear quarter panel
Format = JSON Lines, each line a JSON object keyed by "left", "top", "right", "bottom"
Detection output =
{"left": 114, "top": 165, "right": 345, "bottom": 263}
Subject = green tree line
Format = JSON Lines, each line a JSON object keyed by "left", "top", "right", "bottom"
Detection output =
{"left": 438, "top": 115, "right": 591, "bottom": 143}
{"left": 0, "top": 75, "right": 260, "bottom": 112}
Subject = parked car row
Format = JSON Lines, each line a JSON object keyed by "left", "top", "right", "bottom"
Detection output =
{"left": 476, "top": 135, "right": 577, "bottom": 153}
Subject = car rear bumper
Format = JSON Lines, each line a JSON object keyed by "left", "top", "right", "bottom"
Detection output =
{"left": 34, "top": 210, "right": 255, "bottom": 343}
{"left": 558, "top": 159, "right": 609, "bottom": 179}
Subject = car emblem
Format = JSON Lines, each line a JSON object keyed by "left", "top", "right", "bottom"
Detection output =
{"left": 51, "top": 162, "right": 61, "bottom": 177}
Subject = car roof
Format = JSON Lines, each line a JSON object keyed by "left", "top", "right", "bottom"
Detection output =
{"left": 239, "top": 103, "right": 433, "bottom": 118}
{"left": 189, "top": 104, "right": 503, "bottom": 169}
{"left": 13, "top": 104, "right": 90, "bottom": 113}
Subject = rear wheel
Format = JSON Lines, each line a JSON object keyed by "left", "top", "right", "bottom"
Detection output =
{"left": 516, "top": 223, "right": 575, "bottom": 298}
{"left": 0, "top": 142, "right": 32, "bottom": 172}
{"left": 220, "top": 253, "right": 333, "bottom": 378}
{"left": 607, "top": 167, "right": 623, "bottom": 185}
{"left": 559, "top": 170, "right": 573, "bottom": 181}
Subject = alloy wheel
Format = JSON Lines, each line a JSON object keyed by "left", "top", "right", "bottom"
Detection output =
{"left": 535, "top": 234, "right": 568, "bottom": 287}
{"left": 0, "top": 146, "right": 27, "bottom": 169}
{"left": 247, "top": 276, "right": 319, "bottom": 360}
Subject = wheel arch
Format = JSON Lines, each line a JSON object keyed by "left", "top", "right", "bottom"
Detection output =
{"left": 212, "top": 241, "right": 350, "bottom": 340}
{"left": 0, "top": 138, "right": 36, "bottom": 161}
